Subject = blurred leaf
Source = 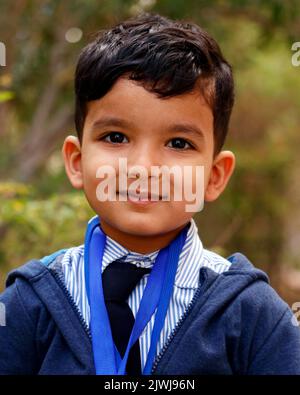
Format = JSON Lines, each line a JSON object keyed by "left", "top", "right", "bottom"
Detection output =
{"left": 0, "top": 90, "right": 14, "bottom": 102}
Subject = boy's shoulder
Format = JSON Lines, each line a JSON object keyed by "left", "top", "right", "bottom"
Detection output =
{"left": 36, "top": 245, "right": 258, "bottom": 290}
{"left": 4, "top": 245, "right": 268, "bottom": 285}
{"left": 202, "top": 248, "right": 232, "bottom": 274}
{"left": 39, "top": 245, "right": 84, "bottom": 267}
{"left": 3, "top": 246, "right": 82, "bottom": 289}
{"left": 3, "top": 241, "right": 276, "bottom": 314}
{"left": 5, "top": 245, "right": 270, "bottom": 297}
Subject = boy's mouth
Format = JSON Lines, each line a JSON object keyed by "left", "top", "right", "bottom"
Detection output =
{"left": 117, "top": 190, "right": 167, "bottom": 202}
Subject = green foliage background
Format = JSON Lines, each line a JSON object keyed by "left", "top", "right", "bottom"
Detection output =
{"left": 1, "top": 0, "right": 300, "bottom": 304}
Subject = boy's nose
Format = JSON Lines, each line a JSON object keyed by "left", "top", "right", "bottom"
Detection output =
{"left": 127, "top": 144, "right": 161, "bottom": 171}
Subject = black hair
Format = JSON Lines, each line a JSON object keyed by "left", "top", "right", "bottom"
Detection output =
{"left": 75, "top": 12, "right": 234, "bottom": 154}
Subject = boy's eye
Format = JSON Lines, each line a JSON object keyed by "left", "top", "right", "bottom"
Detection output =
{"left": 167, "top": 138, "right": 193, "bottom": 150}
{"left": 102, "top": 132, "right": 128, "bottom": 144}
{"left": 100, "top": 133, "right": 192, "bottom": 149}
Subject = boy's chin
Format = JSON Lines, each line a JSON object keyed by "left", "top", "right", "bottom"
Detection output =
{"left": 112, "top": 221, "right": 166, "bottom": 237}
{"left": 99, "top": 215, "right": 172, "bottom": 236}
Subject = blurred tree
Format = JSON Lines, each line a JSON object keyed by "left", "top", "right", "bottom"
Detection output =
{"left": 0, "top": 0, "right": 139, "bottom": 181}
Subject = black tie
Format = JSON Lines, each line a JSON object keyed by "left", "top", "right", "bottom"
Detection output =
{"left": 102, "top": 260, "right": 151, "bottom": 375}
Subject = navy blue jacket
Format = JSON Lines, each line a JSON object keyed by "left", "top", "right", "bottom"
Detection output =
{"left": 0, "top": 251, "right": 299, "bottom": 375}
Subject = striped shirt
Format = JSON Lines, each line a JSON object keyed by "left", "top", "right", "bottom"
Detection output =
{"left": 61, "top": 218, "right": 231, "bottom": 370}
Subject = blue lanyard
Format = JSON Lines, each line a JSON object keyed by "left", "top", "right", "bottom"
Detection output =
{"left": 84, "top": 216, "right": 188, "bottom": 375}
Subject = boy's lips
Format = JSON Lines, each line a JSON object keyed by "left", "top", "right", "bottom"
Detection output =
{"left": 117, "top": 190, "right": 167, "bottom": 202}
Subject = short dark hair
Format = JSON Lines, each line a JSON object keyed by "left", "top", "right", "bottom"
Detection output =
{"left": 75, "top": 12, "right": 234, "bottom": 154}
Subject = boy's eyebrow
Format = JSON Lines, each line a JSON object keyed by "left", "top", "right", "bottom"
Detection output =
{"left": 90, "top": 116, "right": 205, "bottom": 140}
{"left": 166, "top": 123, "right": 205, "bottom": 141}
{"left": 91, "top": 116, "right": 134, "bottom": 131}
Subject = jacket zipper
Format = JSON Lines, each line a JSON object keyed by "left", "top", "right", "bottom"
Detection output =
{"left": 151, "top": 285, "right": 202, "bottom": 374}
{"left": 49, "top": 268, "right": 92, "bottom": 340}
{"left": 50, "top": 264, "right": 207, "bottom": 375}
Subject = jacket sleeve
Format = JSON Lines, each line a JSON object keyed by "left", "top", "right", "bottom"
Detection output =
{"left": 228, "top": 278, "right": 300, "bottom": 375}
{"left": 0, "top": 279, "right": 39, "bottom": 374}
{"left": 247, "top": 304, "right": 300, "bottom": 375}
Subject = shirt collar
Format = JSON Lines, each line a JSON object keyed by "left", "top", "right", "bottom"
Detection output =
{"left": 174, "top": 219, "right": 203, "bottom": 289}
{"left": 102, "top": 234, "right": 159, "bottom": 270}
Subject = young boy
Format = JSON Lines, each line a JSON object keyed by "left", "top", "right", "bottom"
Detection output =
{"left": 0, "top": 12, "right": 299, "bottom": 375}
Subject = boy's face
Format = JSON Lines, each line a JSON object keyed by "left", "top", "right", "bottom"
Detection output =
{"left": 63, "top": 77, "right": 235, "bottom": 252}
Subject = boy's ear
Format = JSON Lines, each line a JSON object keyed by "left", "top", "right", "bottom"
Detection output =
{"left": 204, "top": 150, "right": 235, "bottom": 202}
{"left": 62, "top": 135, "right": 83, "bottom": 190}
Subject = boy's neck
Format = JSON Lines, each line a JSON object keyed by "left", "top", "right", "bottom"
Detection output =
{"left": 99, "top": 220, "right": 188, "bottom": 254}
